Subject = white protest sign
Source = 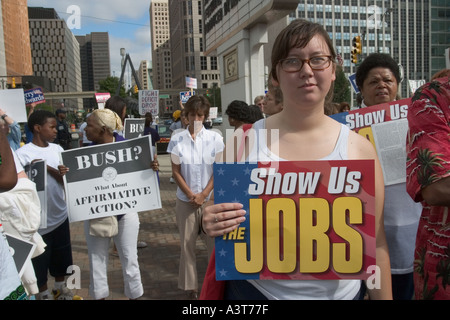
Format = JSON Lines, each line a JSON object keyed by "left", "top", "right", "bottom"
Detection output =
{"left": 139, "top": 90, "right": 159, "bottom": 116}
{"left": 185, "top": 77, "right": 197, "bottom": 89}
{"left": 60, "top": 136, "right": 161, "bottom": 222}
{"left": 95, "top": 93, "right": 111, "bottom": 109}
{"left": 0, "top": 89, "right": 28, "bottom": 122}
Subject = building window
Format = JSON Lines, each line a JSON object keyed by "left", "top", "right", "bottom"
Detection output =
{"left": 210, "top": 56, "right": 217, "bottom": 70}
{"left": 201, "top": 56, "right": 207, "bottom": 70}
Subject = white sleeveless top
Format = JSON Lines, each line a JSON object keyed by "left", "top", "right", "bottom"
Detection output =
{"left": 246, "top": 119, "right": 361, "bottom": 300}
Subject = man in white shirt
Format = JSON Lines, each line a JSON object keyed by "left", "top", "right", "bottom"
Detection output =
{"left": 167, "top": 95, "right": 224, "bottom": 299}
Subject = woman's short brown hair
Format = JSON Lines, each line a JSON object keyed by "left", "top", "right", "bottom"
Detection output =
{"left": 270, "top": 19, "right": 336, "bottom": 83}
{"left": 270, "top": 19, "right": 336, "bottom": 105}
{"left": 184, "top": 95, "right": 211, "bottom": 120}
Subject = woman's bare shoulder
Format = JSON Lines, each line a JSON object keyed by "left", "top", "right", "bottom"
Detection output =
{"left": 347, "top": 129, "right": 378, "bottom": 160}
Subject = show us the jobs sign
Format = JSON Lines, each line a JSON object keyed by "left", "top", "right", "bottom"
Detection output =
{"left": 214, "top": 160, "right": 376, "bottom": 281}
{"left": 60, "top": 136, "right": 161, "bottom": 223}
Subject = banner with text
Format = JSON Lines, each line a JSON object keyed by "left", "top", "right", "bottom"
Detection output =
{"left": 139, "top": 90, "right": 159, "bottom": 116}
{"left": 330, "top": 98, "right": 411, "bottom": 185}
{"left": 60, "top": 136, "right": 161, "bottom": 222}
{"left": 214, "top": 160, "right": 376, "bottom": 281}
{"left": 24, "top": 87, "right": 46, "bottom": 106}
{"left": 124, "top": 118, "right": 145, "bottom": 139}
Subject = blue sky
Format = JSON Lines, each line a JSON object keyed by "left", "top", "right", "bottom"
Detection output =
{"left": 27, "top": 0, "right": 152, "bottom": 79}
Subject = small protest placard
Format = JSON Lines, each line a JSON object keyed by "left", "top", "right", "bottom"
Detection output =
{"left": 24, "top": 87, "right": 46, "bottom": 106}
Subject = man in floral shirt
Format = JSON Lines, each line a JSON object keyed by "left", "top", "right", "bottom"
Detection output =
{"left": 406, "top": 72, "right": 450, "bottom": 300}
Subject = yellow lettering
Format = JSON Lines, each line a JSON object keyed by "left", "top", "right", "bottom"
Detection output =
{"left": 299, "top": 198, "right": 330, "bottom": 273}
{"left": 266, "top": 198, "right": 297, "bottom": 273}
{"left": 237, "top": 227, "right": 245, "bottom": 240}
{"left": 224, "top": 228, "right": 239, "bottom": 240}
{"left": 357, "top": 127, "right": 376, "bottom": 149}
{"left": 332, "top": 197, "right": 363, "bottom": 273}
{"left": 235, "top": 199, "right": 263, "bottom": 273}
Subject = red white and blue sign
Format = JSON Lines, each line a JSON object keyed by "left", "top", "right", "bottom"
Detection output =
{"left": 214, "top": 160, "right": 376, "bottom": 281}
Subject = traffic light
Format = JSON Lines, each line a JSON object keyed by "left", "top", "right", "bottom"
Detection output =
{"left": 352, "top": 36, "right": 362, "bottom": 54}
{"left": 351, "top": 51, "right": 358, "bottom": 64}
{"left": 351, "top": 36, "right": 362, "bottom": 64}
{"left": 133, "top": 85, "right": 138, "bottom": 93}
{"left": 11, "top": 77, "right": 15, "bottom": 88}
{"left": 206, "top": 89, "right": 209, "bottom": 97}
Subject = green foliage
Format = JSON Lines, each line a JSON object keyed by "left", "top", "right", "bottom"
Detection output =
{"left": 333, "top": 65, "right": 351, "bottom": 104}
{"left": 98, "top": 76, "right": 126, "bottom": 98}
{"left": 205, "top": 87, "right": 222, "bottom": 113}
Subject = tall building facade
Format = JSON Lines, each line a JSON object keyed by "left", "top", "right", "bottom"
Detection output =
{"left": 430, "top": 0, "right": 450, "bottom": 76}
{"left": 169, "top": 0, "right": 220, "bottom": 95}
{"left": 150, "top": 0, "right": 173, "bottom": 113}
{"left": 76, "top": 32, "right": 111, "bottom": 92}
{"left": 2, "top": 0, "right": 33, "bottom": 88}
{"left": 0, "top": 0, "right": 7, "bottom": 88}
{"left": 76, "top": 32, "right": 110, "bottom": 110}
{"left": 138, "top": 60, "right": 152, "bottom": 90}
{"left": 28, "top": 7, "right": 82, "bottom": 110}
{"left": 277, "top": 0, "right": 449, "bottom": 103}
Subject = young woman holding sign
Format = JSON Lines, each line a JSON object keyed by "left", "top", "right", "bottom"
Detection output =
{"left": 201, "top": 19, "right": 392, "bottom": 300}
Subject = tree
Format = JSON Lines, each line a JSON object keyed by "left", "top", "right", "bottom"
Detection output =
{"left": 98, "top": 76, "right": 126, "bottom": 98}
{"left": 206, "top": 86, "right": 222, "bottom": 113}
{"left": 333, "top": 65, "right": 351, "bottom": 104}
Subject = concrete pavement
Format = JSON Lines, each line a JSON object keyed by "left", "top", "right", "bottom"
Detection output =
{"left": 66, "top": 153, "right": 209, "bottom": 300}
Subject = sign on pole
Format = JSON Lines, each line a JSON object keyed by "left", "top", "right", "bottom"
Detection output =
{"left": 185, "top": 77, "right": 197, "bottom": 90}
{"left": 180, "top": 91, "right": 195, "bottom": 104}
{"left": 95, "top": 93, "right": 111, "bottom": 109}
{"left": 138, "top": 90, "right": 159, "bottom": 116}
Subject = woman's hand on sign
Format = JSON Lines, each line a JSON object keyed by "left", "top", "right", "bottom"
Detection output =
{"left": 202, "top": 202, "right": 246, "bottom": 238}
{"left": 151, "top": 154, "right": 159, "bottom": 172}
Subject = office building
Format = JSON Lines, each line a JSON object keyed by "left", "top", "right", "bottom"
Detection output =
{"left": 76, "top": 32, "right": 111, "bottom": 92}
{"left": 150, "top": 0, "right": 173, "bottom": 113}
{"left": 169, "top": 0, "right": 220, "bottom": 97}
{"left": 277, "top": 0, "right": 449, "bottom": 102}
{"left": 77, "top": 32, "right": 111, "bottom": 109}
{"left": 28, "top": 7, "right": 82, "bottom": 110}
{"left": 2, "top": 0, "right": 33, "bottom": 88}
{"left": 138, "top": 60, "right": 152, "bottom": 90}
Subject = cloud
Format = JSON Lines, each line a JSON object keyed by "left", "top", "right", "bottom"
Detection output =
{"left": 109, "top": 28, "right": 152, "bottom": 81}
{"left": 28, "top": 0, "right": 150, "bottom": 21}
{"left": 27, "top": 0, "right": 152, "bottom": 79}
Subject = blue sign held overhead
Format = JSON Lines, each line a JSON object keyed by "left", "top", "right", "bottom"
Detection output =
{"left": 348, "top": 73, "right": 360, "bottom": 94}
{"left": 180, "top": 91, "right": 195, "bottom": 104}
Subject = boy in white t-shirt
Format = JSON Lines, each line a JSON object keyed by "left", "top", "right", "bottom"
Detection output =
{"left": 15, "top": 110, "right": 81, "bottom": 300}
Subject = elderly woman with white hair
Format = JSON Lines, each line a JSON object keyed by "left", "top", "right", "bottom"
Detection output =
{"left": 60, "top": 108, "right": 158, "bottom": 300}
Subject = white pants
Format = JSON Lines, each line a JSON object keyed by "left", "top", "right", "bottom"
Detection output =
{"left": 84, "top": 212, "right": 143, "bottom": 299}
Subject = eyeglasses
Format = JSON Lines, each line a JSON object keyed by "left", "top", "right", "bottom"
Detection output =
{"left": 279, "top": 55, "right": 333, "bottom": 72}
